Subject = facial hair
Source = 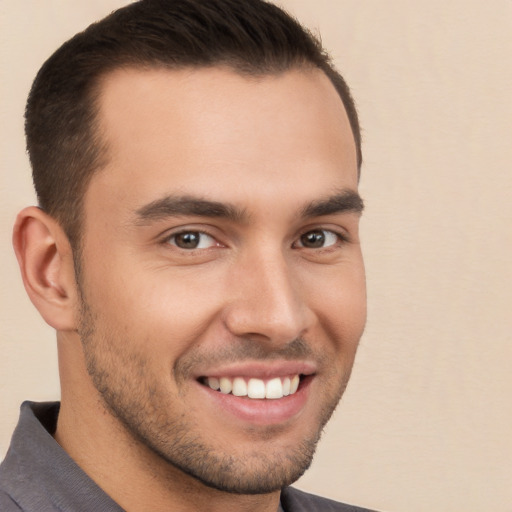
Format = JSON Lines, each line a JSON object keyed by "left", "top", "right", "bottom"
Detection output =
{"left": 77, "top": 286, "right": 351, "bottom": 494}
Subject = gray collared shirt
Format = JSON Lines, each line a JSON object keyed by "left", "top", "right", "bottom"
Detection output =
{"left": 0, "top": 402, "right": 126, "bottom": 511}
{"left": 1, "top": 402, "right": 375, "bottom": 512}
{"left": 0, "top": 402, "right": 287, "bottom": 511}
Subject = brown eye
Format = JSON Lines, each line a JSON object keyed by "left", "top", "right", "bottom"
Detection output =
{"left": 168, "top": 231, "right": 216, "bottom": 250}
{"left": 297, "top": 229, "right": 340, "bottom": 249}
{"left": 300, "top": 230, "right": 326, "bottom": 248}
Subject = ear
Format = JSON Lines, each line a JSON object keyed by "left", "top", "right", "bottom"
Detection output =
{"left": 13, "top": 206, "right": 79, "bottom": 331}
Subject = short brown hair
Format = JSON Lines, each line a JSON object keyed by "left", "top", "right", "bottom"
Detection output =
{"left": 25, "top": 0, "right": 362, "bottom": 247}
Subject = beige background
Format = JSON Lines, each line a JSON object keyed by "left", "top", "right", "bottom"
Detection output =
{"left": 1, "top": 1, "right": 511, "bottom": 511}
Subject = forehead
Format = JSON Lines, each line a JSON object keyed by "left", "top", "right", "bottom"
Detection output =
{"left": 87, "top": 66, "right": 358, "bottom": 218}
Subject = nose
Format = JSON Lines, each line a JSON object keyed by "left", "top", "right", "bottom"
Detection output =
{"left": 223, "top": 249, "right": 315, "bottom": 347}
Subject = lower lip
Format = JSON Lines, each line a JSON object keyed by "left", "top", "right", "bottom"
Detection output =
{"left": 196, "top": 376, "right": 313, "bottom": 426}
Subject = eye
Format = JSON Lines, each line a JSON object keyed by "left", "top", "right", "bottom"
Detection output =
{"left": 296, "top": 229, "right": 341, "bottom": 249}
{"left": 167, "top": 231, "right": 218, "bottom": 250}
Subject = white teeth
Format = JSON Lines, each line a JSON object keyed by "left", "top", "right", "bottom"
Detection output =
{"left": 205, "top": 375, "right": 302, "bottom": 400}
{"left": 282, "top": 377, "right": 291, "bottom": 396}
{"left": 290, "top": 375, "right": 300, "bottom": 394}
{"left": 208, "top": 377, "right": 220, "bottom": 391}
{"left": 232, "top": 377, "right": 248, "bottom": 397}
{"left": 265, "top": 377, "right": 283, "bottom": 399}
{"left": 247, "top": 378, "right": 266, "bottom": 399}
{"left": 219, "top": 377, "right": 232, "bottom": 394}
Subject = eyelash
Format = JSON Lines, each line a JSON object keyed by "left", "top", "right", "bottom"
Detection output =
{"left": 162, "top": 227, "right": 349, "bottom": 251}
{"left": 294, "top": 228, "right": 350, "bottom": 249}
{"left": 163, "top": 230, "right": 221, "bottom": 250}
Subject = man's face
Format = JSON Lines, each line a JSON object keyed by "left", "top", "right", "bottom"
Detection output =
{"left": 76, "top": 67, "right": 366, "bottom": 493}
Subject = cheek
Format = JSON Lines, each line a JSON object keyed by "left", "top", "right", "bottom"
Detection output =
{"left": 82, "top": 256, "right": 229, "bottom": 357}
{"left": 340, "top": 267, "right": 367, "bottom": 333}
{"left": 338, "top": 267, "right": 367, "bottom": 342}
{"left": 306, "top": 262, "right": 366, "bottom": 348}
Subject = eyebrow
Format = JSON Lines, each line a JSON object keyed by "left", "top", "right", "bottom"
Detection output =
{"left": 134, "top": 189, "right": 363, "bottom": 225}
{"left": 135, "top": 195, "right": 247, "bottom": 224}
{"left": 300, "top": 189, "right": 364, "bottom": 218}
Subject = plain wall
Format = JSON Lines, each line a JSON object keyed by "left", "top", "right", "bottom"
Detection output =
{"left": 1, "top": 2, "right": 511, "bottom": 511}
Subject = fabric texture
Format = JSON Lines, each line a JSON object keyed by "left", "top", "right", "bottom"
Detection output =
{"left": 281, "top": 487, "right": 378, "bottom": 511}
{"left": 0, "top": 402, "right": 378, "bottom": 511}
{"left": 0, "top": 402, "right": 124, "bottom": 512}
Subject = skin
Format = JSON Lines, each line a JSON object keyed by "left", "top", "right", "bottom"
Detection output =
{"left": 14, "top": 67, "right": 366, "bottom": 512}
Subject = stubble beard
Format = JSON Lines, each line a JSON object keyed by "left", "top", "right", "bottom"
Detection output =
{"left": 76, "top": 286, "right": 350, "bottom": 495}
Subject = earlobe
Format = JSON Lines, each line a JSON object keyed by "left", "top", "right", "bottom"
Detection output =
{"left": 13, "top": 206, "right": 79, "bottom": 331}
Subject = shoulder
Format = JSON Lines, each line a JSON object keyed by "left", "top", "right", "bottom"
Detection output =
{"left": 281, "top": 487, "right": 380, "bottom": 512}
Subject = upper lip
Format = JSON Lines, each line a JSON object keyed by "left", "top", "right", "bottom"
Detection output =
{"left": 192, "top": 360, "right": 317, "bottom": 380}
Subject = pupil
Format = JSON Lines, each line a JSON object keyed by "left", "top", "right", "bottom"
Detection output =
{"left": 176, "top": 232, "right": 199, "bottom": 249}
{"left": 302, "top": 231, "right": 324, "bottom": 248}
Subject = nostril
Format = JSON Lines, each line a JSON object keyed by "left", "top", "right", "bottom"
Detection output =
{"left": 222, "top": 278, "right": 313, "bottom": 345}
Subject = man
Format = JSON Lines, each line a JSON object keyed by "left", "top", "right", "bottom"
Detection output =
{"left": 0, "top": 1, "right": 375, "bottom": 511}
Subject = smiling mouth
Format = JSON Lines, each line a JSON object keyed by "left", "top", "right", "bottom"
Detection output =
{"left": 199, "top": 375, "right": 307, "bottom": 400}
